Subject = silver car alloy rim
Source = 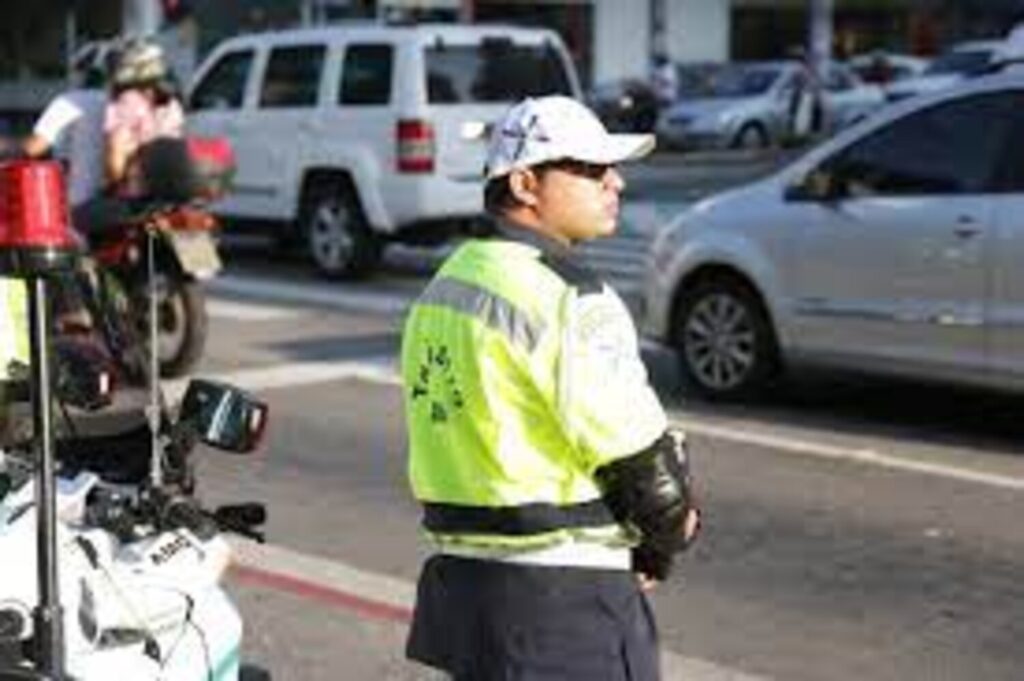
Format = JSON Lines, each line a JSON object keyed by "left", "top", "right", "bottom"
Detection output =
{"left": 310, "top": 198, "right": 354, "bottom": 272}
{"left": 684, "top": 292, "right": 756, "bottom": 390}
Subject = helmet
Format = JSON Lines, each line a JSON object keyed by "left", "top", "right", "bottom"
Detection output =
{"left": 111, "top": 38, "right": 168, "bottom": 88}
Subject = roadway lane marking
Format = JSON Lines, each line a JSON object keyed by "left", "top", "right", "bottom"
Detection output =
{"left": 164, "top": 358, "right": 400, "bottom": 403}
{"left": 211, "top": 275, "right": 413, "bottom": 316}
{"left": 170, "top": 356, "right": 1024, "bottom": 494}
{"left": 675, "top": 419, "right": 1024, "bottom": 493}
{"left": 228, "top": 538, "right": 770, "bottom": 681}
{"left": 208, "top": 299, "right": 302, "bottom": 321}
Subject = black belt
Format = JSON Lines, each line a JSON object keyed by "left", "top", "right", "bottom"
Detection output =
{"left": 422, "top": 498, "right": 616, "bottom": 536}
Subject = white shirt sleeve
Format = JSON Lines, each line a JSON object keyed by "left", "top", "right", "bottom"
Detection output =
{"left": 32, "top": 95, "right": 83, "bottom": 147}
{"left": 559, "top": 285, "right": 668, "bottom": 471}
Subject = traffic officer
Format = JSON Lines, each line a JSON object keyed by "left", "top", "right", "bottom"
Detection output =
{"left": 402, "top": 95, "right": 701, "bottom": 680}
{"left": 0, "top": 277, "right": 29, "bottom": 442}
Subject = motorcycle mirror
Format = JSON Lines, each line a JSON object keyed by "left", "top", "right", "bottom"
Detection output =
{"left": 178, "top": 379, "right": 268, "bottom": 454}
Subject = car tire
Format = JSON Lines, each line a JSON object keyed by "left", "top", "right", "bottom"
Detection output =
{"left": 673, "top": 276, "right": 779, "bottom": 400}
{"left": 300, "top": 180, "right": 381, "bottom": 279}
{"left": 732, "top": 122, "right": 770, "bottom": 150}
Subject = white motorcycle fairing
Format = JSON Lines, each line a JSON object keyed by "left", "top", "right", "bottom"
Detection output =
{"left": 0, "top": 471, "right": 243, "bottom": 680}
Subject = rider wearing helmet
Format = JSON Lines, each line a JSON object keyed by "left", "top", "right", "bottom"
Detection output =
{"left": 104, "top": 37, "right": 185, "bottom": 197}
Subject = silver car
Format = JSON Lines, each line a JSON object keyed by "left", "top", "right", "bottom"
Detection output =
{"left": 885, "top": 40, "right": 1005, "bottom": 102}
{"left": 644, "top": 71, "right": 1024, "bottom": 399}
{"left": 655, "top": 60, "right": 884, "bottom": 150}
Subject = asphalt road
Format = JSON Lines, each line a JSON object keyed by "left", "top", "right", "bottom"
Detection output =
{"left": 69, "top": 149, "right": 1022, "bottom": 680}
{"left": 177, "top": 287, "right": 1024, "bottom": 681}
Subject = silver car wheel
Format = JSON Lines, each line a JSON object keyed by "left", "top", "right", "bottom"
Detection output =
{"left": 309, "top": 198, "right": 355, "bottom": 273}
{"left": 684, "top": 292, "right": 756, "bottom": 391}
{"left": 735, "top": 123, "right": 768, "bottom": 150}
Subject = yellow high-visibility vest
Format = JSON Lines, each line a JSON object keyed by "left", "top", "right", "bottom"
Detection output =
{"left": 0, "top": 277, "right": 29, "bottom": 381}
{"left": 402, "top": 231, "right": 666, "bottom": 554}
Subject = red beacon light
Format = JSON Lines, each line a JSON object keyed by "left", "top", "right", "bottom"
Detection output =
{"left": 0, "top": 159, "right": 76, "bottom": 275}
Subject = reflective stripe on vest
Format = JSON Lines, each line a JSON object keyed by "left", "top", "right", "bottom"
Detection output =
{"left": 418, "top": 275, "right": 546, "bottom": 353}
{"left": 422, "top": 498, "right": 616, "bottom": 536}
{"left": 403, "top": 239, "right": 647, "bottom": 554}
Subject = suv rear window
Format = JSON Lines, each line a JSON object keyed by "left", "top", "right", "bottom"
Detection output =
{"left": 339, "top": 44, "right": 393, "bottom": 105}
{"left": 425, "top": 40, "right": 571, "bottom": 104}
{"left": 260, "top": 45, "right": 326, "bottom": 108}
{"left": 190, "top": 50, "right": 254, "bottom": 111}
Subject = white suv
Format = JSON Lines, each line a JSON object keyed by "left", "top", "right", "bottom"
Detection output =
{"left": 187, "top": 22, "right": 581, "bottom": 278}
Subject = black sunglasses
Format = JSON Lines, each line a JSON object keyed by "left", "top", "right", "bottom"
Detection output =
{"left": 536, "top": 158, "right": 615, "bottom": 181}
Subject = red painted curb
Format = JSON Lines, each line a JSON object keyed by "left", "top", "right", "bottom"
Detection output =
{"left": 230, "top": 564, "right": 413, "bottom": 624}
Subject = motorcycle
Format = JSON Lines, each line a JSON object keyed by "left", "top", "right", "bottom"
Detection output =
{"left": 90, "top": 204, "right": 220, "bottom": 380}
{"left": 0, "top": 377, "right": 270, "bottom": 680}
{"left": 79, "top": 136, "right": 234, "bottom": 380}
{"left": 0, "top": 153, "right": 266, "bottom": 680}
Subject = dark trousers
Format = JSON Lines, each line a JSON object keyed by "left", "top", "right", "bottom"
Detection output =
{"left": 407, "top": 555, "right": 660, "bottom": 681}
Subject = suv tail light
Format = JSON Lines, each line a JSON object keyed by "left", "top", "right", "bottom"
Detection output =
{"left": 396, "top": 119, "right": 435, "bottom": 174}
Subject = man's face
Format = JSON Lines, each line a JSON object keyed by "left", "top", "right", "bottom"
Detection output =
{"left": 530, "top": 160, "right": 626, "bottom": 243}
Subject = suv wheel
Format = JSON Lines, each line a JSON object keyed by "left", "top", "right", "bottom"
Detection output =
{"left": 674, "top": 277, "right": 779, "bottom": 400}
{"left": 301, "top": 181, "right": 381, "bottom": 279}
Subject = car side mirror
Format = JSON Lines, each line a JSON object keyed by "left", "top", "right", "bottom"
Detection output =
{"left": 785, "top": 169, "right": 845, "bottom": 203}
{"left": 179, "top": 379, "right": 268, "bottom": 454}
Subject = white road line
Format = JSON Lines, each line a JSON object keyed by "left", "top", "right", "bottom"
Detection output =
{"left": 207, "top": 299, "right": 302, "bottom": 321}
{"left": 228, "top": 538, "right": 770, "bottom": 681}
{"left": 211, "top": 275, "right": 412, "bottom": 316}
{"left": 169, "top": 357, "right": 1024, "bottom": 494}
{"left": 164, "top": 358, "right": 399, "bottom": 403}
{"left": 678, "top": 420, "right": 1024, "bottom": 492}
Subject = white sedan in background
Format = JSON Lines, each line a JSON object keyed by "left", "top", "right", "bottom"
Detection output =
{"left": 655, "top": 60, "right": 885, "bottom": 151}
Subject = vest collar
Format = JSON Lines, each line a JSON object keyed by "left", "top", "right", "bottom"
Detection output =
{"left": 493, "top": 216, "right": 577, "bottom": 261}
{"left": 490, "top": 216, "right": 603, "bottom": 293}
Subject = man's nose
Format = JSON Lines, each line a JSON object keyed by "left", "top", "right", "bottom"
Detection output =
{"left": 605, "top": 167, "right": 625, "bottom": 191}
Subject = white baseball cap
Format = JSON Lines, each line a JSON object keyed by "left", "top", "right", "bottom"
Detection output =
{"left": 484, "top": 95, "right": 655, "bottom": 180}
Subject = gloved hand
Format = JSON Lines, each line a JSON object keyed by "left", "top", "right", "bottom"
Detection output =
{"left": 632, "top": 428, "right": 702, "bottom": 582}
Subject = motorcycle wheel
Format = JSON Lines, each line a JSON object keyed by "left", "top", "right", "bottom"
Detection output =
{"left": 137, "top": 277, "right": 208, "bottom": 379}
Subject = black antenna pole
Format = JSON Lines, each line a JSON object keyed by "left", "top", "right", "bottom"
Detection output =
{"left": 27, "top": 274, "right": 65, "bottom": 679}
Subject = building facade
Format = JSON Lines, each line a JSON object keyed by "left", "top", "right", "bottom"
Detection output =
{"left": 2, "top": 0, "right": 1022, "bottom": 132}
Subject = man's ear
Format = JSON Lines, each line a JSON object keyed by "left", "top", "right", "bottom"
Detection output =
{"left": 508, "top": 168, "right": 539, "bottom": 207}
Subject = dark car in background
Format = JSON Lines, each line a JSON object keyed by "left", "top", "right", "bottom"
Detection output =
{"left": 589, "top": 61, "right": 722, "bottom": 134}
{"left": 588, "top": 78, "right": 660, "bottom": 132}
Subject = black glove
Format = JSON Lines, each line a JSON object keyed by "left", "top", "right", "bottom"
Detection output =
{"left": 596, "top": 427, "right": 700, "bottom": 581}
{"left": 632, "top": 542, "right": 675, "bottom": 581}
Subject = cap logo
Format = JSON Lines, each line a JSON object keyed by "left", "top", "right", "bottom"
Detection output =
{"left": 502, "top": 114, "right": 550, "bottom": 162}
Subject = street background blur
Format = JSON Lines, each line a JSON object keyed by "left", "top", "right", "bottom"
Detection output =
{"left": 4, "top": 2, "right": 1024, "bottom": 680}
